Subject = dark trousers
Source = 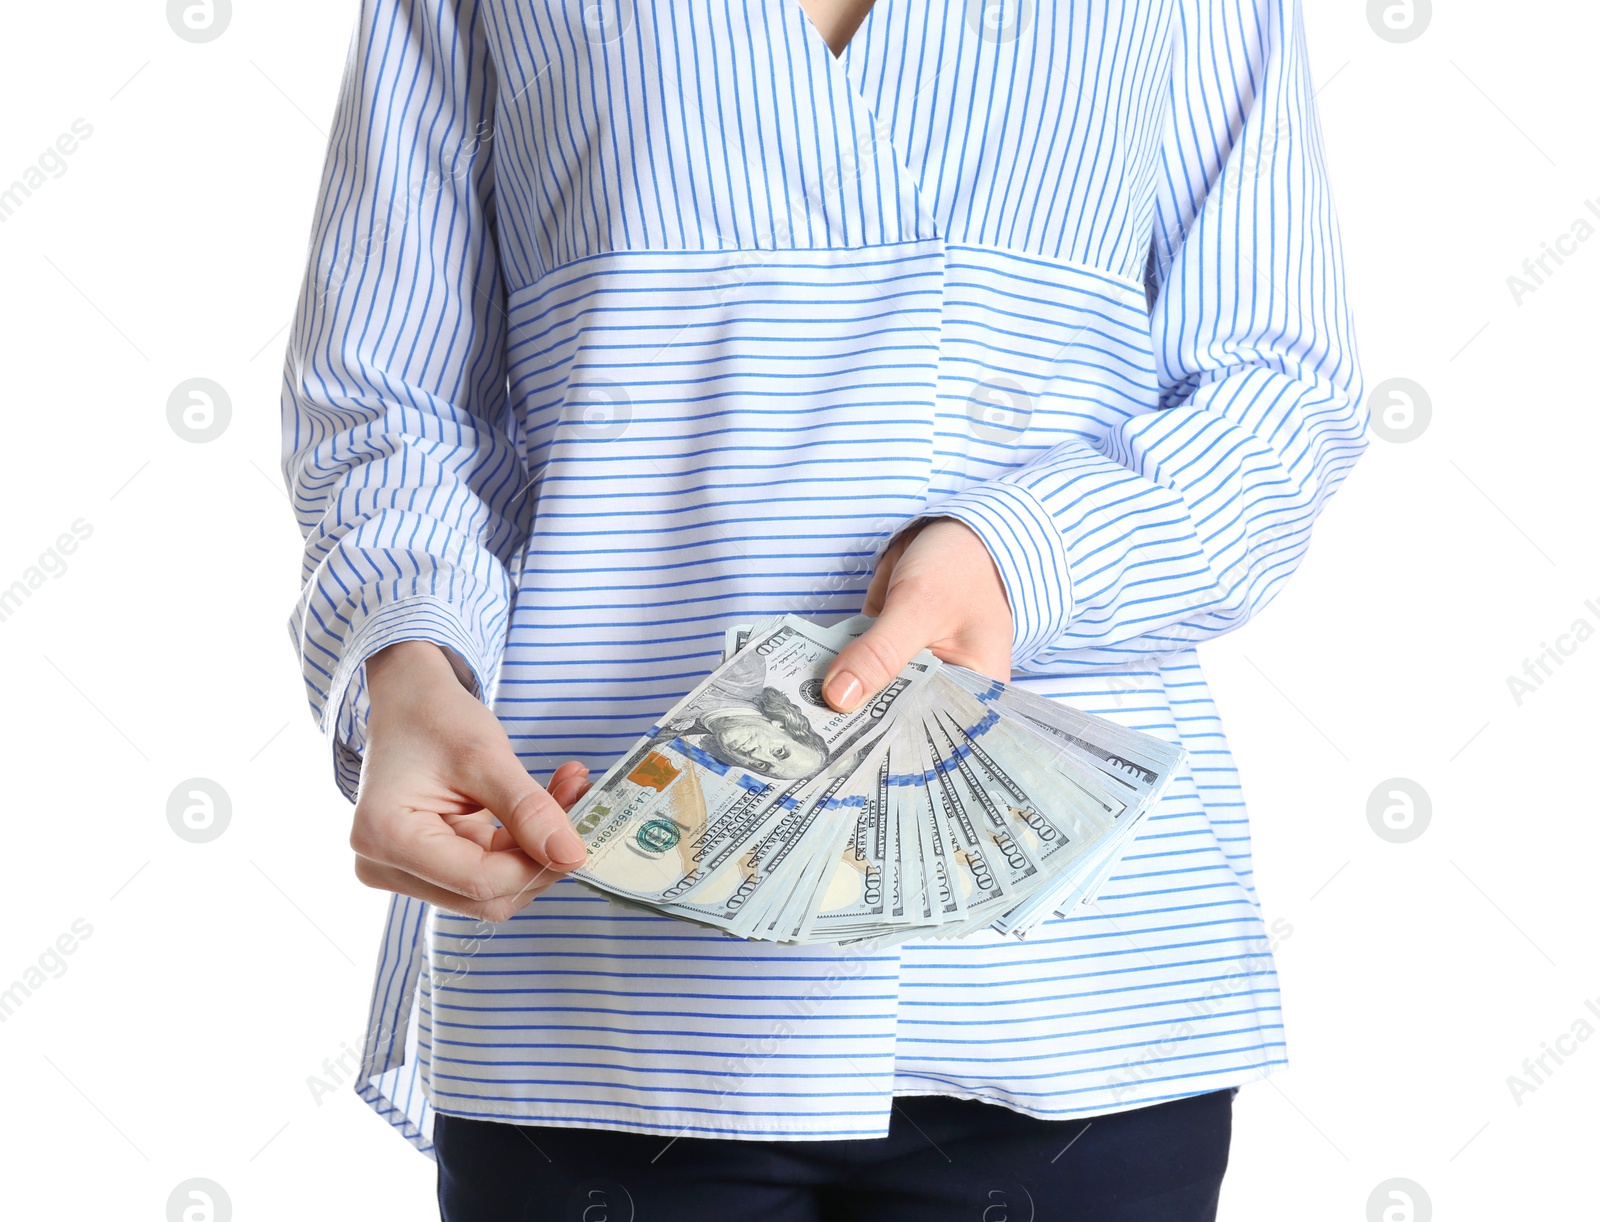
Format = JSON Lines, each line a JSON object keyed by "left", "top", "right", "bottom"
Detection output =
{"left": 435, "top": 1088, "right": 1234, "bottom": 1221}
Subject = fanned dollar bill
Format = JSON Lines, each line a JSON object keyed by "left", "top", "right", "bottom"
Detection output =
{"left": 559, "top": 613, "right": 1186, "bottom": 944}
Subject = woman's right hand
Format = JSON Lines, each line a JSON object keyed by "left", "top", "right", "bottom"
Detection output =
{"left": 351, "top": 640, "right": 591, "bottom": 923}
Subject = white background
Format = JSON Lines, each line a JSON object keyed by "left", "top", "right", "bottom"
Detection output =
{"left": 0, "top": 2, "right": 1593, "bottom": 1219}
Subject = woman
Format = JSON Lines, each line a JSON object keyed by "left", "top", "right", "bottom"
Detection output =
{"left": 281, "top": 0, "right": 1364, "bottom": 1217}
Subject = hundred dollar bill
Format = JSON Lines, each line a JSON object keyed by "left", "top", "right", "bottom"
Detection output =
{"left": 823, "top": 727, "right": 947, "bottom": 945}
{"left": 930, "top": 672, "right": 1187, "bottom": 935}
{"left": 746, "top": 615, "right": 1175, "bottom": 781}
{"left": 925, "top": 739, "right": 1030, "bottom": 935}
{"left": 779, "top": 617, "right": 1179, "bottom": 813}
{"left": 940, "top": 666, "right": 1183, "bottom": 793}
{"left": 733, "top": 649, "right": 951, "bottom": 940}
{"left": 800, "top": 789, "right": 895, "bottom": 938}
{"left": 721, "top": 613, "right": 874, "bottom": 664}
{"left": 566, "top": 614, "right": 938, "bottom": 910}
{"left": 564, "top": 736, "right": 799, "bottom": 908}
{"left": 798, "top": 723, "right": 930, "bottom": 941}
{"left": 676, "top": 752, "right": 871, "bottom": 938}
{"left": 668, "top": 615, "right": 934, "bottom": 781}
{"left": 899, "top": 732, "right": 954, "bottom": 924}
{"left": 567, "top": 612, "right": 1189, "bottom": 947}
{"left": 722, "top": 616, "right": 781, "bottom": 665}
{"left": 927, "top": 696, "right": 1128, "bottom": 853}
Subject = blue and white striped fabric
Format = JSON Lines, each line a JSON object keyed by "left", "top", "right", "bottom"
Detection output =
{"left": 282, "top": 0, "right": 1365, "bottom": 1156}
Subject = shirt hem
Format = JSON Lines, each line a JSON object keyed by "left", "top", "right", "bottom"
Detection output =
{"left": 889, "top": 1056, "right": 1286, "bottom": 1123}
{"left": 394, "top": 1056, "right": 1288, "bottom": 1159}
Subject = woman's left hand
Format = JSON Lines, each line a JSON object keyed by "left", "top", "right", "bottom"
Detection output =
{"left": 823, "top": 517, "right": 1014, "bottom": 712}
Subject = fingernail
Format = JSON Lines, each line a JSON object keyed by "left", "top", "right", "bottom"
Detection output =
{"left": 825, "top": 671, "right": 863, "bottom": 711}
{"left": 545, "top": 826, "right": 586, "bottom": 866}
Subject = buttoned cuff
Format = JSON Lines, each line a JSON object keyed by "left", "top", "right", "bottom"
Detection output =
{"left": 903, "top": 480, "right": 1073, "bottom": 666}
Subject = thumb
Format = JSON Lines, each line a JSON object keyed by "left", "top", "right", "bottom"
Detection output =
{"left": 823, "top": 590, "right": 936, "bottom": 713}
{"left": 468, "top": 748, "right": 588, "bottom": 870}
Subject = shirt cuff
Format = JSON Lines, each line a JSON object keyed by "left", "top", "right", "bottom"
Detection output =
{"left": 323, "top": 595, "right": 495, "bottom": 803}
{"left": 904, "top": 480, "right": 1073, "bottom": 666}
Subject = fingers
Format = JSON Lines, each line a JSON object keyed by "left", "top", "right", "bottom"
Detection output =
{"left": 552, "top": 777, "right": 593, "bottom": 811}
{"left": 861, "top": 535, "right": 907, "bottom": 617}
{"left": 546, "top": 760, "right": 591, "bottom": 809}
{"left": 352, "top": 742, "right": 597, "bottom": 920}
{"left": 439, "top": 810, "right": 505, "bottom": 850}
{"left": 824, "top": 581, "right": 940, "bottom": 712}
{"left": 351, "top": 806, "right": 558, "bottom": 903}
{"left": 549, "top": 759, "right": 588, "bottom": 790}
{"left": 437, "top": 758, "right": 590, "bottom": 856}
{"left": 354, "top": 854, "right": 565, "bottom": 923}
{"left": 470, "top": 748, "right": 589, "bottom": 869}
{"left": 952, "top": 634, "right": 1013, "bottom": 684}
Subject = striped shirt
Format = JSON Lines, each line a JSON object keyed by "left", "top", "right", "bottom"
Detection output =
{"left": 281, "top": 0, "right": 1365, "bottom": 1156}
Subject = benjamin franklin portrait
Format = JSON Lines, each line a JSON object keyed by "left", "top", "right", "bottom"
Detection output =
{"left": 653, "top": 647, "right": 831, "bottom": 781}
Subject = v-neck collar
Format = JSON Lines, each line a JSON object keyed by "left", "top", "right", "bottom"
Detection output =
{"left": 772, "top": 0, "right": 941, "bottom": 243}
{"left": 788, "top": 0, "right": 881, "bottom": 62}
{"left": 777, "top": 0, "right": 895, "bottom": 143}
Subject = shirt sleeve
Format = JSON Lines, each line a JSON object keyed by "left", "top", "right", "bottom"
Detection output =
{"left": 915, "top": 0, "right": 1367, "bottom": 669}
{"left": 281, "top": 0, "right": 523, "bottom": 802}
